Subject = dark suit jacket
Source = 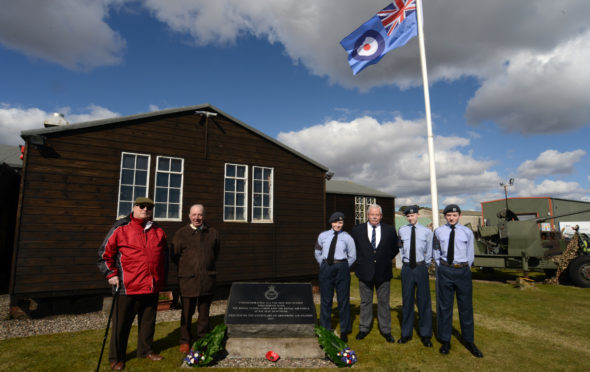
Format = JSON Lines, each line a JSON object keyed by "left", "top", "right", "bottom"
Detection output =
{"left": 352, "top": 223, "right": 399, "bottom": 283}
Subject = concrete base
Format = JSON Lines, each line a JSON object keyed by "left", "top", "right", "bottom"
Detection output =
{"left": 225, "top": 337, "right": 324, "bottom": 359}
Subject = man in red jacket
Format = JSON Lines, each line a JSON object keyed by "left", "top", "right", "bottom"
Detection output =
{"left": 98, "top": 197, "right": 168, "bottom": 370}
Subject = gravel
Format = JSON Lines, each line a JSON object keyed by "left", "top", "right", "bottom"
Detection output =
{"left": 0, "top": 293, "right": 336, "bottom": 369}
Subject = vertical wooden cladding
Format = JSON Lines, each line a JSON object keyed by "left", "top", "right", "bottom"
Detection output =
{"left": 13, "top": 110, "right": 327, "bottom": 297}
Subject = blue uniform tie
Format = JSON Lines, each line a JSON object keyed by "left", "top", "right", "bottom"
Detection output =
{"left": 447, "top": 225, "right": 455, "bottom": 264}
{"left": 410, "top": 225, "right": 416, "bottom": 268}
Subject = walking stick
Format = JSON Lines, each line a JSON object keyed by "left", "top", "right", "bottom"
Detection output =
{"left": 97, "top": 286, "right": 119, "bottom": 372}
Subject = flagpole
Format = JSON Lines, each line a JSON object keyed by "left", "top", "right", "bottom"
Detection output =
{"left": 415, "top": 0, "right": 439, "bottom": 229}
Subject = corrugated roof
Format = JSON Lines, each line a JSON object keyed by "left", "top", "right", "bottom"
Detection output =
{"left": 20, "top": 103, "right": 329, "bottom": 172}
{"left": 326, "top": 180, "right": 395, "bottom": 198}
{"left": 0, "top": 144, "right": 22, "bottom": 168}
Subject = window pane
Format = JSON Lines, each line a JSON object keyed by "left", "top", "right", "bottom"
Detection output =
{"left": 134, "top": 186, "right": 146, "bottom": 200}
{"left": 156, "top": 173, "right": 168, "bottom": 187}
{"left": 263, "top": 194, "right": 269, "bottom": 207}
{"left": 237, "top": 166, "right": 245, "bottom": 178}
{"left": 119, "top": 202, "right": 132, "bottom": 216}
{"left": 253, "top": 208, "right": 261, "bottom": 220}
{"left": 158, "top": 157, "right": 170, "bottom": 171}
{"left": 236, "top": 193, "right": 245, "bottom": 206}
{"left": 263, "top": 182, "right": 269, "bottom": 193}
{"left": 122, "top": 154, "right": 135, "bottom": 169}
{"left": 253, "top": 194, "right": 261, "bottom": 207}
{"left": 135, "top": 170, "right": 147, "bottom": 185}
{"left": 225, "top": 179, "right": 235, "bottom": 191}
{"left": 225, "top": 192, "right": 234, "bottom": 205}
{"left": 225, "top": 207, "right": 234, "bottom": 220}
{"left": 169, "top": 188, "right": 180, "bottom": 203}
{"left": 168, "top": 204, "right": 179, "bottom": 218}
{"left": 171, "top": 159, "right": 182, "bottom": 172}
{"left": 254, "top": 167, "right": 262, "bottom": 179}
{"left": 236, "top": 179, "right": 245, "bottom": 192}
{"left": 121, "top": 169, "right": 134, "bottom": 185}
{"left": 263, "top": 208, "right": 270, "bottom": 220}
{"left": 154, "top": 203, "right": 167, "bottom": 218}
{"left": 264, "top": 168, "right": 272, "bottom": 179}
{"left": 226, "top": 164, "right": 235, "bottom": 177}
{"left": 254, "top": 180, "right": 261, "bottom": 193}
{"left": 236, "top": 207, "right": 245, "bottom": 220}
{"left": 155, "top": 187, "right": 168, "bottom": 202}
{"left": 120, "top": 186, "right": 133, "bottom": 201}
{"left": 170, "top": 174, "right": 181, "bottom": 188}
{"left": 136, "top": 156, "right": 149, "bottom": 170}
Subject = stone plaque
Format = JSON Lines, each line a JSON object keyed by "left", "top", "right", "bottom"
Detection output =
{"left": 225, "top": 282, "right": 316, "bottom": 338}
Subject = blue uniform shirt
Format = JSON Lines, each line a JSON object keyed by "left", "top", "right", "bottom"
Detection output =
{"left": 433, "top": 223, "right": 474, "bottom": 266}
{"left": 314, "top": 229, "right": 356, "bottom": 267}
{"left": 398, "top": 223, "right": 433, "bottom": 265}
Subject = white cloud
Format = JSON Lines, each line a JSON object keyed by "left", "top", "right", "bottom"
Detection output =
{"left": 517, "top": 149, "right": 586, "bottom": 180}
{"left": 515, "top": 178, "right": 586, "bottom": 200}
{"left": 278, "top": 115, "right": 500, "bottom": 208}
{"left": 0, "top": 104, "right": 119, "bottom": 145}
{"left": 0, "top": 0, "right": 125, "bottom": 70}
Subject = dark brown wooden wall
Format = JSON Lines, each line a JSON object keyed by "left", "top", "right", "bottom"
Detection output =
{"left": 326, "top": 194, "right": 396, "bottom": 233}
{"left": 11, "top": 112, "right": 326, "bottom": 297}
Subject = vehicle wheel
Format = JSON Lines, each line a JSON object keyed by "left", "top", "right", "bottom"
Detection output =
{"left": 568, "top": 256, "right": 590, "bottom": 288}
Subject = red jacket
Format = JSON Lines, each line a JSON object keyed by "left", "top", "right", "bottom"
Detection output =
{"left": 98, "top": 214, "right": 168, "bottom": 295}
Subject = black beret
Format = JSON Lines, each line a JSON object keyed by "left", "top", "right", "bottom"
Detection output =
{"left": 329, "top": 211, "right": 345, "bottom": 223}
{"left": 443, "top": 204, "right": 461, "bottom": 214}
{"left": 404, "top": 205, "right": 419, "bottom": 215}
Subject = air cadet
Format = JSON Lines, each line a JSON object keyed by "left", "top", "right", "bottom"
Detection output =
{"left": 397, "top": 205, "right": 433, "bottom": 347}
{"left": 433, "top": 204, "right": 483, "bottom": 357}
{"left": 314, "top": 212, "right": 356, "bottom": 342}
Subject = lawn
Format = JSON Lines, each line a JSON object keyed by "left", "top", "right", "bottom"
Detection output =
{"left": 1, "top": 272, "right": 589, "bottom": 371}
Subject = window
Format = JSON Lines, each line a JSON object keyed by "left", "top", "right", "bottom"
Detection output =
{"left": 252, "top": 166, "right": 273, "bottom": 222}
{"left": 153, "top": 156, "right": 184, "bottom": 220}
{"left": 117, "top": 152, "right": 150, "bottom": 217}
{"left": 224, "top": 163, "right": 248, "bottom": 221}
{"left": 355, "top": 196, "right": 376, "bottom": 224}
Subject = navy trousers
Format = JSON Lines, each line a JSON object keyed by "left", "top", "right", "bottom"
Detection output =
{"left": 318, "top": 261, "right": 351, "bottom": 335}
{"left": 400, "top": 263, "right": 433, "bottom": 338}
{"left": 436, "top": 264, "right": 474, "bottom": 343}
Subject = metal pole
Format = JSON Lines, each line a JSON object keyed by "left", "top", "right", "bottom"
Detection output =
{"left": 416, "top": 0, "right": 439, "bottom": 228}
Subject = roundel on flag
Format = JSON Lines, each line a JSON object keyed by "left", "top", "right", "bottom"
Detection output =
{"left": 351, "top": 30, "right": 385, "bottom": 61}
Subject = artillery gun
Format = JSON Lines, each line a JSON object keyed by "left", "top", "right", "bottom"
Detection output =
{"left": 473, "top": 208, "right": 590, "bottom": 287}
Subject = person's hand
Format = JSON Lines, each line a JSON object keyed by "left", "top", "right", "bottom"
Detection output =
{"left": 108, "top": 276, "right": 119, "bottom": 290}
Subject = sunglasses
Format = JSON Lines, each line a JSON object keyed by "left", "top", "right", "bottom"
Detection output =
{"left": 136, "top": 204, "right": 154, "bottom": 210}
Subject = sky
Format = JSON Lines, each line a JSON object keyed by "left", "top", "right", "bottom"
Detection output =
{"left": 1, "top": 0, "right": 589, "bottom": 211}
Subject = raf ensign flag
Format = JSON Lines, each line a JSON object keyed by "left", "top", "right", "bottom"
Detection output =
{"left": 340, "top": 1, "right": 418, "bottom": 75}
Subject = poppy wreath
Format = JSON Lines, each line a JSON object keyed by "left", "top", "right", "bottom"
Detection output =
{"left": 182, "top": 323, "right": 227, "bottom": 367}
{"left": 314, "top": 325, "right": 358, "bottom": 367}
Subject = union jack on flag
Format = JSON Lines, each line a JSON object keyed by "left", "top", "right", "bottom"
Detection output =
{"left": 377, "top": 0, "right": 417, "bottom": 36}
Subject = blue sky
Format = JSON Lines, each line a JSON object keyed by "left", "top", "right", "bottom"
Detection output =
{"left": 1, "top": 0, "right": 589, "bottom": 210}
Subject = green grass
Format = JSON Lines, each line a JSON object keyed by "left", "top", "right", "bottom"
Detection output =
{"left": 1, "top": 273, "right": 589, "bottom": 371}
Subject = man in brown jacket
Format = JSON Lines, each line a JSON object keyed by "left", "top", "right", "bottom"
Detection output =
{"left": 171, "top": 204, "right": 220, "bottom": 353}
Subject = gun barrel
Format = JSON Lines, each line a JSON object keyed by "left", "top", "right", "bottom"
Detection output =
{"left": 535, "top": 208, "right": 590, "bottom": 223}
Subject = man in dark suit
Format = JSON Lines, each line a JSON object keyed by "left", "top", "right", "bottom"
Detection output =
{"left": 352, "top": 204, "right": 399, "bottom": 343}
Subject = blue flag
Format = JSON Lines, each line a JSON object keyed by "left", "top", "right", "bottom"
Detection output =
{"left": 340, "top": 1, "right": 418, "bottom": 75}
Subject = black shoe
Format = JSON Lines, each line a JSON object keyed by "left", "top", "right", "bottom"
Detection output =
{"left": 383, "top": 334, "right": 395, "bottom": 343}
{"left": 421, "top": 337, "right": 433, "bottom": 347}
{"left": 397, "top": 336, "right": 412, "bottom": 344}
{"left": 356, "top": 331, "right": 369, "bottom": 340}
{"left": 439, "top": 341, "right": 451, "bottom": 355}
{"left": 465, "top": 342, "right": 483, "bottom": 358}
{"left": 340, "top": 333, "right": 348, "bottom": 342}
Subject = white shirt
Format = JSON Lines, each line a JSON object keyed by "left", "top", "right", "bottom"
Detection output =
{"left": 366, "top": 222, "right": 381, "bottom": 247}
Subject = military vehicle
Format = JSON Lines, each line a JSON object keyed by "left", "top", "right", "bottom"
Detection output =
{"left": 473, "top": 208, "right": 590, "bottom": 288}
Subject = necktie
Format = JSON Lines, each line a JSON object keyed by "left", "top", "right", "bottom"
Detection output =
{"left": 371, "top": 225, "right": 376, "bottom": 249}
{"left": 327, "top": 231, "right": 338, "bottom": 264}
{"left": 447, "top": 225, "right": 455, "bottom": 264}
{"left": 410, "top": 225, "right": 416, "bottom": 268}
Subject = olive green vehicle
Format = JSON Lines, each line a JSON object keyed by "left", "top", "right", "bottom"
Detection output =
{"left": 473, "top": 208, "right": 590, "bottom": 288}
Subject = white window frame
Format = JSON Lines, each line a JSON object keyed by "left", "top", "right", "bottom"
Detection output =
{"left": 152, "top": 156, "right": 184, "bottom": 221}
{"left": 117, "top": 152, "right": 151, "bottom": 218}
{"left": 223, "top": 163, "right": 248, "bottom": 222}
{"left": 355, "top": 196, "right": 376, "bottom": 225}
{"left": 251, "top": 166, "right": 274, "bottom": 223}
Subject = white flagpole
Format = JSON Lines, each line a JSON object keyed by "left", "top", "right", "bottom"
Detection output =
{"left": 415, "top": 0, "right": 439, "bottom": 229}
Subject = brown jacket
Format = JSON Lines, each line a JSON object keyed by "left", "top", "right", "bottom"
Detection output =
{"left": 171, "top": 223, "right": 220, "bottom": 297}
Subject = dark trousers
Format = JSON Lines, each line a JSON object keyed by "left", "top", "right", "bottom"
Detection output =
{"left": 436, "top": 264, "right": 474, "bottom": 343}
{"left": 358, "top": 279, "right": 391, "bottom": 334}
{"left": 109, "top": 293, "right": 158, "bottom": 363}
{"left": 401, "top": 263, "right": 433, "bottom": 338}
{"left": 180, "top": 295, "right": 213, "bottom": 345}
{"left": 318, "top": 261, "right": 351, "bottom": 335}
